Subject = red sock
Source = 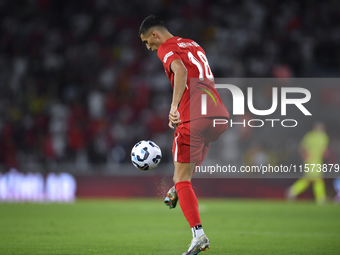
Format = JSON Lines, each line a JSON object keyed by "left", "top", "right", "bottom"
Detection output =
{"left": 175, "top": 181, "right": 201, "bottom": 228}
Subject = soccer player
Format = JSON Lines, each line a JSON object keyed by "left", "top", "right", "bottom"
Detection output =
{"left": 139, "top": 16, "right": 229, "bottom": 254}
{"left": 287, "top": 122, "right": 329, "bottom": 204}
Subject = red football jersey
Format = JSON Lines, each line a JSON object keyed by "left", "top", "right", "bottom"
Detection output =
{"left": 157, "top": 36, "right": 229, "bottom": 122}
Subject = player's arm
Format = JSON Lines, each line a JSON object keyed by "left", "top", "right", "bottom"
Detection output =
{"left": 169, "top": 59, "right": 187, "bottom": 129}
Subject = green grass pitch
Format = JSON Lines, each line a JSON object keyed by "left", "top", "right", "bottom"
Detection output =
{"left": 0, "top": 199, "right": 339, "bottom": 255}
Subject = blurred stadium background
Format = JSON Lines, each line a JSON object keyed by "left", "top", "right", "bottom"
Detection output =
{"left": 0, "top": 0, "right": 340, "bottom": 200}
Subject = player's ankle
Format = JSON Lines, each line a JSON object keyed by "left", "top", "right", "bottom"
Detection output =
{"left": 191, "top": 224, "right": 205, "bottom": 239}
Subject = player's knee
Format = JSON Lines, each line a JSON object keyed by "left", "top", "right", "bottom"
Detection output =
{"left": 173, "top": 175, "right": 181, "bottom": 184}
{"left": 173, "top": 174, "right": 191, "bottom": 184}
{"left": 173, "top": 161, "right": 193, "bottom": 183}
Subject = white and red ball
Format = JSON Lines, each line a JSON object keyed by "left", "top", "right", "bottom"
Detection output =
{"left": 131, "top": 140, "right": 162, "bottom": 171}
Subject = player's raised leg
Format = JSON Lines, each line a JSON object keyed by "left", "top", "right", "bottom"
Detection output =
{"left": 173, "top": 161, "right": 210, "bottom": 255}
{"left": 164, "top": 185, "right": 178, "bottom": 209}
{"left": 287, "top": 178, "right": 310, "bottom": 200}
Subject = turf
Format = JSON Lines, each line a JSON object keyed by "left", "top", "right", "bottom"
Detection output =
{"left": 0, "top": 199, "right": 339, "bottom": 255}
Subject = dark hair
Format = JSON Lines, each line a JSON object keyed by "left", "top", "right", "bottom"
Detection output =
{"left": 138, "top": 15, "right": 167, "bottom": 37}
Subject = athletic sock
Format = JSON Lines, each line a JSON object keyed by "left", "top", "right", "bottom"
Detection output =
{"left": 175, "top": 181, "right": 202, "bottom": 228}
{"left": 191, "top": 224, "right": 205, "bottom": 239}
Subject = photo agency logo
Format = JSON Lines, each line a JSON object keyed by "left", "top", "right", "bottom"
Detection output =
{"left": 201, "top": 83, "right": 312, "bottom": 128}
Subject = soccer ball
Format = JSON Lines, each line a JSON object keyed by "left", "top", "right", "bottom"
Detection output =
{"left": 131, "top": 140, "right": 162, "bottom": 171}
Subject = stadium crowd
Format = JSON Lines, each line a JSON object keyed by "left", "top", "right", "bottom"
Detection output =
{"left": 0, "top": 0, "right": 339, "bottom": 170}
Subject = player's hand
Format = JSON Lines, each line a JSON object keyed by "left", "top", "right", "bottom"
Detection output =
{"left": 169, "top": 106, "right": 181, "bottom": 129}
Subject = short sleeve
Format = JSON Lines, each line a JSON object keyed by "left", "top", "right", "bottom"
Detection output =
{"left": 157, "top": 44, "right": 181, "bottom": 73}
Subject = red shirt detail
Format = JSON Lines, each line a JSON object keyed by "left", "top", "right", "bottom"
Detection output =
{"left": 157, "top": 37, "right": 229, "bottom": 122}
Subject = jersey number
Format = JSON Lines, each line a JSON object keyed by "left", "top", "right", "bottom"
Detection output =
{"left": 188, "top": 51, "right": 213, "bottom": 80}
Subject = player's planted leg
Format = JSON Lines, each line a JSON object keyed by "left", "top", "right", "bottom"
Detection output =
{"left": 312, "top": 178, "right": 326, "bottom": 204}
{"left": 173, "top": 161, "right": 210, "bottom": 254}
